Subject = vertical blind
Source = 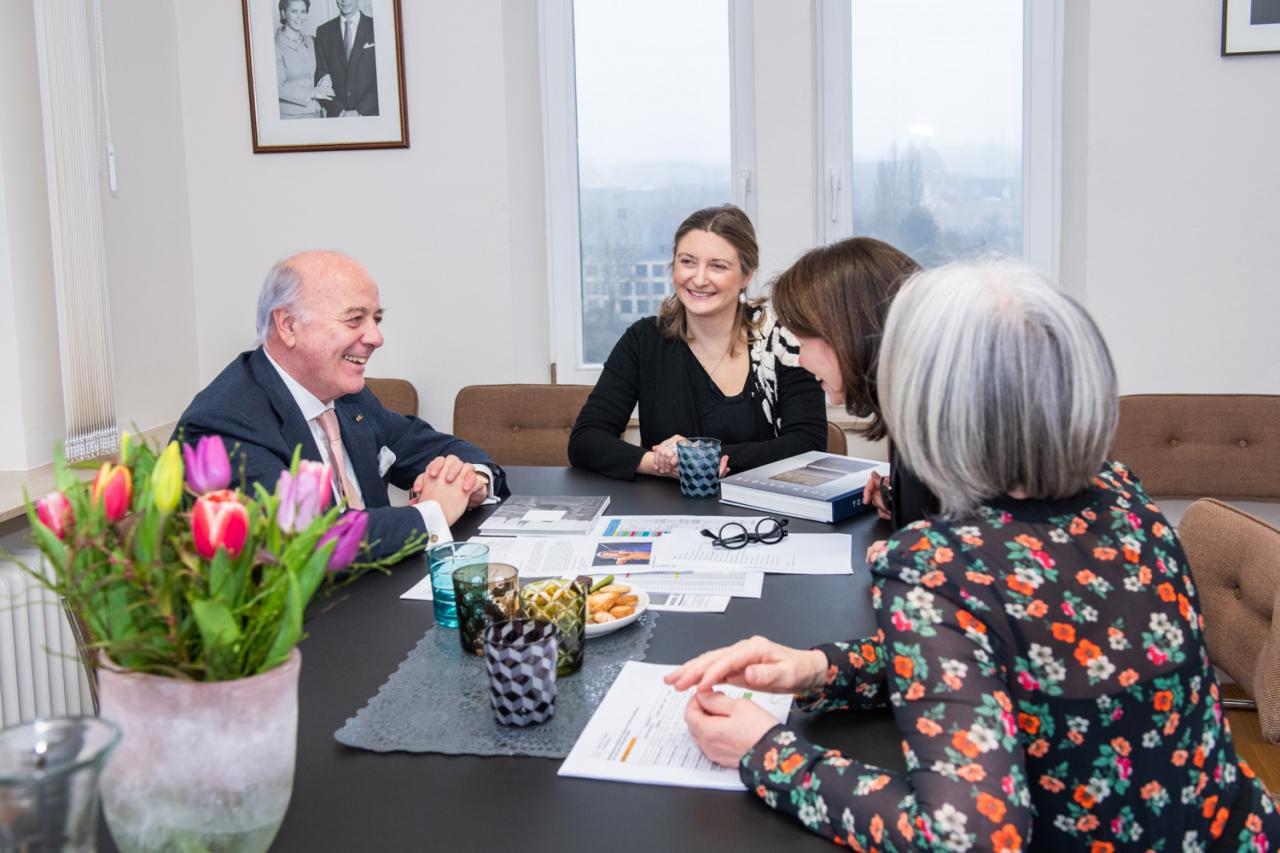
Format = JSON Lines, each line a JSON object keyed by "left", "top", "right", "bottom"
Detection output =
{"left": 32, "top": 1, "right": 118, "bottom": 461}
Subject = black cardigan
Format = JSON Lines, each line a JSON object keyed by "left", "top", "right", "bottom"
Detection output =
{"left": 568, "top": 317, "right": 828, "bottom": 480}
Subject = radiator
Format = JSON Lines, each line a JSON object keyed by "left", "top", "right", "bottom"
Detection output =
{"left": 0, "top": 549, "right": 95, "bottom": 727}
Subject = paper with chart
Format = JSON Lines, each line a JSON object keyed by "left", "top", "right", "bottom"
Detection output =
{"left": 651, "top": 531, "right": 854, "bottom": 575}
{"left": 617, "top": 571, "right": 764, "bottom": 599}
{"left": 558, "top": 661, "right": 793, "bottom": 790}
{"left": 646, "top": 593, "right": 730, "bottom": 613}
{"left": 594, "top": 515, "right": 768, "bottom": 539}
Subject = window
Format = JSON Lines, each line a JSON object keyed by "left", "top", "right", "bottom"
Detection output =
{"left": 542, "top": 0, "right": 755, "bottom": 382}
{"left": 818, "top": 0, "right": 1060, "bottom": 274}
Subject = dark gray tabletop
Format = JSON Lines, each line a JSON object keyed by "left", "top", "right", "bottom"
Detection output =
{"left": 108, "top": 467, "right": 907, "bottom": 852}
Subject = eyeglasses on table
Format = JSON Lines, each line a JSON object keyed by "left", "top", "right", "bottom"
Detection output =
{"left": 700, "top": 517, "right": 789, "bottom": 549}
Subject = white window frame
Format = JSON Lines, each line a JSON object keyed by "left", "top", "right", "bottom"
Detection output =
{"left": 539, "top": 0, "right": 757, "bottom": 385}
{"left": 816, "top": 0, "right": 1063, "bottom": 278}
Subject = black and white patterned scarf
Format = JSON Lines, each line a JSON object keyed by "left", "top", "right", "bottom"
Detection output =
{"left": 747, "top": 305, "right": 803, "bottom": 435}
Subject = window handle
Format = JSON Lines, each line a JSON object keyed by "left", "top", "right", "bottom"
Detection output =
{"left": 738, "top": 169, "right": 752, "bottom": 202}
{"left": 829, "top": 168, "right": 842, "bottom": 222}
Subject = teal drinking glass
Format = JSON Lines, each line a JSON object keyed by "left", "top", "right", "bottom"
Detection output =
{"left": 426, "top": 542, "right": 489, "bottom": 629}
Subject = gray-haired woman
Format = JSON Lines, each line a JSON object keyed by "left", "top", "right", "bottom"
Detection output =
{"left": 668, "top": 259, "right": 1277, "bottom": 849}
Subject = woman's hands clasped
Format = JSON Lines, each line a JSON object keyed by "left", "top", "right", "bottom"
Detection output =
{"left": 664, "top": 636, "right": 830, "bottom": 768}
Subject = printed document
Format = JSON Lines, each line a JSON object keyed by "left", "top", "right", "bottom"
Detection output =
{"left": 559, "top": 661, "right": 792, "bottom": 790}
{"left": 594, "top": 515, "right": 768, "bottom": 539}
{"left": 651, "top": 531, "right": 854, "bottom": 574}
{"left": 618, "top": 571, "right": 764, "bottom": 599}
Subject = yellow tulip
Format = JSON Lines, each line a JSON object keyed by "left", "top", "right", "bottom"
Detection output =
{"left": 152, "top": 441, "right": 184, "bottom": 514}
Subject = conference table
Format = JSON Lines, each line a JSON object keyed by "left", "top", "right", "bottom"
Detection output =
{"left": 107, "top": 467, "right": 909, "bottom": 852}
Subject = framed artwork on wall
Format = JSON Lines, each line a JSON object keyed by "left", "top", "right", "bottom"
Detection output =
{"left": 241, "top": 0, "right": 409, "bottom": 152}
{"left": 1222, "top": 0, "right": 1280, "bottom": 55}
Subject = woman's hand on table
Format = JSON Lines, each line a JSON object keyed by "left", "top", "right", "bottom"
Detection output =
{"left": 650, "top": 435, "right": 686, "bottom": 477}
{"left": 664, "top": 635, "right": 829, "bottom": 694}
{"left": 684, "top": 690, "right": 780, "bottom": 768}
{"left": 648, "top": 436, "right": 730, "bottom": 479}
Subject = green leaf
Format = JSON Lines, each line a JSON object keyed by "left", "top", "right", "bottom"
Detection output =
{"left": 261, "top": 573, "right": 302, "bottom": 672}
{"left": 191, "top": 598, "right": 241, "bottom": 677}
{"left": 298, "top": 543, "right": 332, "bottom": 607}
{"left": 208, "top": 549, "right": 231, "bottom": 602}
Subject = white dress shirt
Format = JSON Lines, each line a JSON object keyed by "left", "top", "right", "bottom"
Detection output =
{"left": 264, "top": 351, "right": 455, "bottom": 546}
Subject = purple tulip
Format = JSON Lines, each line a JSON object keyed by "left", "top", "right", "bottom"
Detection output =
{"left": 317, "top": 510, "right": 368, "bottom": 572}
{"left": 276, "top": 460, "right": 332, "bottom": 534}
{"left": 182, "top": 435, "right": 232, "bottom": 494}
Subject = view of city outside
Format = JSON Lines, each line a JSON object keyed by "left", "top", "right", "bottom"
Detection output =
{"left": 573, "top": 0, "right": 732, "bottom": 365}
{"left": 851, "top": 0, "right": 1023, "bottom": 266}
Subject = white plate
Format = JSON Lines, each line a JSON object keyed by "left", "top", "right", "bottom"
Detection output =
{"left": 584, "top": 587, "right": 649, "bottom": 638}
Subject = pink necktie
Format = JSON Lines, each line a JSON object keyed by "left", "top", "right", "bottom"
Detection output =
{"left": 316, "top": 409, "right": 364, "bottom": 510}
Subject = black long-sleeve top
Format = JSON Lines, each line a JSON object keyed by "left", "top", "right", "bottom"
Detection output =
{"left": 568, "top": 313, "right": 828, "bottom": 480}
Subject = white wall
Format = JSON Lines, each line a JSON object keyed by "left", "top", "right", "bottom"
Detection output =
{"left": 99, "top": 0, "right": 200, "bottom": 435}
{"left": 1062, "top": 1, "right": 1280, "bottom": 395}
{"left": 170, "top": 0, "right": 550, "bottom": 430}
{"left": 0, "top": 0, "right": 61, "bottom": 470}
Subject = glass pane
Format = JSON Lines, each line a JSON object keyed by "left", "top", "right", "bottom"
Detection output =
{"left": 851, "top": 0, "right": 1022, "bottom": 265}
{"left": 574, "top": 0, "right": 732, "bottom": 365}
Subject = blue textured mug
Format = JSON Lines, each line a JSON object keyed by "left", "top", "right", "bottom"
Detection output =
{"left": 677, "top": 437, "right": 722, "bottom": 498}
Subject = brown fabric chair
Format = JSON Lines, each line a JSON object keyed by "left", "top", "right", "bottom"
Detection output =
{"left": 1110, "top": 394, "right": 1280, "bottom": 498}
{"left": 1178, "top": 498, "right": 1280, "bottom": 743}
{"left": 364, "top": 378, "right": 419, "bottom": 418}
{"left": 453, "top": 384, "right": 593, "bottom": 466}
{"left": 826, "top": 422, "right": 847, "bottom": 455}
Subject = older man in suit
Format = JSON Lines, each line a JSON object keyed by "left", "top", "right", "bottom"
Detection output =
{"left": 176, "top": 250, "right": 505, "bottom": 562}
{"left": 314, "top": 0, "right": 378, "bottom": 117}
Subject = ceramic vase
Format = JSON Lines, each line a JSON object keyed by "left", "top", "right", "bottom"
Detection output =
{"left": 96, "top": 649, "right": 300, "bottom": 853}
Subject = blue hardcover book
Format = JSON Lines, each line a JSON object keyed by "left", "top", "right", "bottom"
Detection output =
{"left": 719, "top": 451, "right": 891, "bottom": 523}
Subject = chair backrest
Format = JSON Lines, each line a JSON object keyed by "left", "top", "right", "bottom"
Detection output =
{"left": 825, "top": 422, "right": 847, "bottom": 455}
{"left": 453, "top": 384, "right": 593, "bottom": 466}
{"left": 1178, "top": 497, "right": 1280, "bottom": 742}
{"left": 1109, "top": 394, "right": 1280, "bottom": 498}
{"left": 365, "top": 378, "right": 419, "bottom": 418}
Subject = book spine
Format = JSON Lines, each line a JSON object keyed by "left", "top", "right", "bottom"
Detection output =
{"left": 830, "top": 491, "right": 867, "bottom": 523}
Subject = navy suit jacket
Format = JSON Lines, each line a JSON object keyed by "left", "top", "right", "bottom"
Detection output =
{"left": 175, "top": 348, "right": 507, "bottom": 561}
{"left": 313, "top": 13, "right": 378, "bottom": 117}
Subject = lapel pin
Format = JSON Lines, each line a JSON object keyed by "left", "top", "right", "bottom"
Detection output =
{"left": 355, "top": 414, "right": 364, "bottom": 422}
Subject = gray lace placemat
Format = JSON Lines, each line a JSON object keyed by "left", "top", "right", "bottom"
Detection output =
{"left": 335, "top": 613, "right": 658, "bottom": 757}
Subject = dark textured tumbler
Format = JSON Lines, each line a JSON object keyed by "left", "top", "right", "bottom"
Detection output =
{"left": 482, "top": 619, "right": 558, "bottom": 727}
{"left": 452, "top": 563, "right": 520, "bottom": 656}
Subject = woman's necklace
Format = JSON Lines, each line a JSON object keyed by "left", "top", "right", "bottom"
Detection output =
{"left": 694, "top": 337, "right": 735, "bottom": 378}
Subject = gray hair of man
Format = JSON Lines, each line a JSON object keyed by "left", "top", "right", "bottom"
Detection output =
{"left": 255, "top": 256, "right": 309, "bottom": 346}
{"left": 878, "top": 258, "right": 1118, "bottom": 519}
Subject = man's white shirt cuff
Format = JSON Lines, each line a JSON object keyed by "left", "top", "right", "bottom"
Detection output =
{"left": 474, "top": 464, "right": 501, "bottom": 505}
{"left": 413, "top": 500, "right": 453, "bottom": 547}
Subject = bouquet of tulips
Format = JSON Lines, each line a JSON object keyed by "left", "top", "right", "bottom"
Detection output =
{"left": 20, "top": 433, "right": 422, "bottom": 681}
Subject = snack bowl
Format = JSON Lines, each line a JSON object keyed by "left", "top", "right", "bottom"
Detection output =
{"left": 584, "top": 588, "right": 649, "bottom": 638}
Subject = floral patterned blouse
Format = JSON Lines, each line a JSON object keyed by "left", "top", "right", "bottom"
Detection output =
{"left": 741, "top": 461, "right": 1279, "bottom": 851}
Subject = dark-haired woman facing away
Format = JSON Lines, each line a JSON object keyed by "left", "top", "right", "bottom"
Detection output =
{"left": 568, "top": 205, "right": 826, "bottom": 480}
{"left": 770, "top": 236, "right": 938, "bottom": 532}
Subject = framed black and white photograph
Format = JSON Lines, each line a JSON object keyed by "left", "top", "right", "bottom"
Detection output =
{"left": 241, "top": 0, "right": 408, "bottom": 153}
{"left": 1222, "top": 0, "right": 1280, "bottom": 55}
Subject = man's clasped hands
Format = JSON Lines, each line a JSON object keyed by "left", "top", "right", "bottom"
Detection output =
{"left": 408, "top": 454, "right": 489, "bottom": 523}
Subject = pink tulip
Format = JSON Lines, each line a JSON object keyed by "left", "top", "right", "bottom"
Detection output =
{"left": 91, "top": 464, "right": 132, "bottom": 521}
{"left": 192, "top": 490, "right": 249, "bottom": 559}
{"left": 276, "top": 460, "right": 332, "bottom": 533}
{"left": 318, "top": 511, "right": 367, "bottom": 572}
{"left": 182, "top": 435, "right": 232, "bottom": 494}
{"left": 35, "top": 492, "right": 74, "bottom": 540}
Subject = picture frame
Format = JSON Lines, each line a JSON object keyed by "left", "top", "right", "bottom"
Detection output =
{"left": 241, "top": 0, "right": 409, "bottom": 153}
{"left": 1222, "top": 0, "right": 1280, "bottom": 56}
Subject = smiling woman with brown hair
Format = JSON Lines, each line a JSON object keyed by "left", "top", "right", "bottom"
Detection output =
{"left": 568, "top": 204, "right": 827, "bottom": 481}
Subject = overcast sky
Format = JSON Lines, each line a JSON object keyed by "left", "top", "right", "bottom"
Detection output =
{"left": 573, "top": 0, "right": 1021, "bottom": 179}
